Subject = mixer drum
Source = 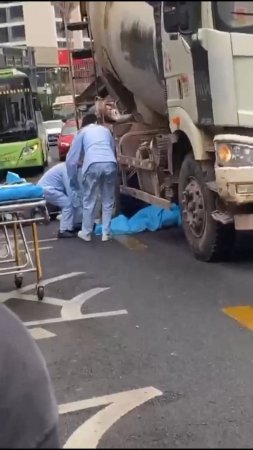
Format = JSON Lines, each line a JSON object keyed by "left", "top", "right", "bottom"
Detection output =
{"left": 86, "top": 1, "right": 167, "bottom": 123}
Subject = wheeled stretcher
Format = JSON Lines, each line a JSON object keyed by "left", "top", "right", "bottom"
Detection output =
{"left": 0, "top": 173, "right": 49, "bottom": 300}
{"left": 0, "top": 198, "right": 49, "bottom": 300}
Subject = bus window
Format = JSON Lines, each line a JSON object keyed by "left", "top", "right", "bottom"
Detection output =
{"left": 0, "top": 92, "right": 36, "bottom": 138}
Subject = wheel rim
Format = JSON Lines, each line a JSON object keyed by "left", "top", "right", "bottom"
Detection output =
{"left": 182, "top": 177, "right": 206, "bottom": 238}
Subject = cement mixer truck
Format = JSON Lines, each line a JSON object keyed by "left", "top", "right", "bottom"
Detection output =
{"left": 80, "top": 1, "right": 253, "bottom": 262}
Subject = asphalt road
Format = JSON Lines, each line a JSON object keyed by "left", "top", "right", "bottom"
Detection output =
{"left": 2, "top": 148, "right": 253, "bottom": 448}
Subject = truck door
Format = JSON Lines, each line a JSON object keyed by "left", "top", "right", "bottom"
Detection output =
{"left": 161, "top": 1, "right": 201, "bottom": 123}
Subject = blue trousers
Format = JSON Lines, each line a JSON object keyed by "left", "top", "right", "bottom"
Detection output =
{"left": 82, "top": 162, "right": 117, "bottom": 236}
{"left": 43, "top": 187, "right": 82, "bottom": 232}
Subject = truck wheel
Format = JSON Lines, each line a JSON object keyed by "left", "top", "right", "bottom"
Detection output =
{"left": 178, "top": 153, "right": 235, "bottom": 262}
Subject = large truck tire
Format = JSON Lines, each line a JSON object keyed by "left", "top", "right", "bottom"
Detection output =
{"left": 178, "top": 153, "right": 235, "bottom": 262}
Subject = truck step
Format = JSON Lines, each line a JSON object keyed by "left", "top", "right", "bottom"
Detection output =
{"left": 211, "top": 211, "right": 233, "bottom": 225}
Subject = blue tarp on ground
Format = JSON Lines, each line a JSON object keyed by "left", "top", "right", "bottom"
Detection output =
{"left": 0, "top": 172, "right": 43, "bottom": 203}
{"left": 95, "top": 204, "right": 181, "bottom": 236}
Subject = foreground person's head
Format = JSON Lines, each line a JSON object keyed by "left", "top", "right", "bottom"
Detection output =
{"left": 81, "top": 114, "right": 97, "bottom": 128}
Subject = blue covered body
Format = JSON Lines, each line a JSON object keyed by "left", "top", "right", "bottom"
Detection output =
{"left": 0, "top": 172, "right": 43, "bottom": 203}
{"left": 95, "top": 204, "right": 181, "bottom": 235}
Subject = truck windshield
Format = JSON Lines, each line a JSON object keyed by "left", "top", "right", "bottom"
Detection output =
{"left": 0, "top": 90, "right": 36, "bottom": 141}
{"left": 213, "top": 1, "right": 253, "bottom": 33}
{"left": 61, "top": 125, "right": 77, "bottom": 136}
{"left": 53, "top": 104, "right": 75, "bottom": 121}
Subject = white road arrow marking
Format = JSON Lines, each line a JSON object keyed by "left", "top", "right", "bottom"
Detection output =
{"left": 61, "top": 288, "right": 110, "bottom": 320}
{"left": 60, "top": 386, "right": 163, "bottom": 449}
{"left": 26, "top": 309, "right": 128, "bottom": 327}
{"left": 29, "top": 327, "right": 56, "bottom": 340}
{"left": 0, "top": 272, "right": 85, "bottom": 303}
{"left": 0, "top": 272, "right": 128, "bottom": 339}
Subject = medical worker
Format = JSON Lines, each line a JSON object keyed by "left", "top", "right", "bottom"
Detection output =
{"left": 38, "top": 162, "right": 82, "bottom": 238}
{"left": 66, "top": 114, "right": 117, "bottom": 242}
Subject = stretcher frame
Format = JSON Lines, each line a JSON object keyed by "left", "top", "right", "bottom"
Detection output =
{"left": 0, "top": 198, "right": 49, "bottom": 300}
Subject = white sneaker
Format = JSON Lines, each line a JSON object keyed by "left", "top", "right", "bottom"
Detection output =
{"left": 56, "top": 214, "right": 62, "bottom": 221}
{"left": 78, "top": 231, "right": 92, "bottom": 242}
{"left": 102, "top": 234, "right": 112, "bottom": 242}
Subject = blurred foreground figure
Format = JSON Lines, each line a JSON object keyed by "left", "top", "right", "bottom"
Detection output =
{"left": 0, "top": 304, "right": 59, "bottom": 448}
{"left": 66, "top": 114, "right": 117, "bottom": 242}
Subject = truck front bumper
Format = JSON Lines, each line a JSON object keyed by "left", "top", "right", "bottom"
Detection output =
{"left": 215, "top": 166, "right": 253, "bottom": 204}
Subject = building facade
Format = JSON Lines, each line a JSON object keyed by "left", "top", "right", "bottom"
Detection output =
{"left": 0, "top": 2, "right": 86, "bottom": 65}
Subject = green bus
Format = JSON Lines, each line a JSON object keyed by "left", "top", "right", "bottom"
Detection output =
{"left": 0, "top": 68, "right": 48, "bottom": 173}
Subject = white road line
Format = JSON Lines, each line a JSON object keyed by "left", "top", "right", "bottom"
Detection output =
{"left": 27, "top": 238, "right": 58, "bottom": 244}
{"left": 29, "top": 327, "right": 56, "bottom": 340}
{"left": 60, "top": 387, "right": 163, "bottom": 449}
{"left": 0, "top": 237, "right": 58, "bottom": 245}
{"left": 14, "top": 286, "right": 111, "bottom": 315}
{"left": 17, "top": 294, "right": 67, "bottom": 307}
{"left": 20, "top": 246, "right": 53, "bottom": 252}
{"left": 0, "top": 246, "right": 52, "bottom": 260}
{"left": 61, "top": 288, "right": 110, "bottom": 320}
{"left": 19, "top": 272, "right": 85, "bottom": 294}
{"left": 25, "top": 309, "right": 128, "bottom": 327}
{"left": 0, "top": 272, "right": 85, "bottom": 303}
{"left": 0, "top": 272, "right": 128, "bottom": 342}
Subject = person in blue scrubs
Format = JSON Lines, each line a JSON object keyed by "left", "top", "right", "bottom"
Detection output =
{"left": 66, "top": 114, "right": 117, "bottom": 242}
{"left": 38, "top": 162, "right": 82, "bottom": 238}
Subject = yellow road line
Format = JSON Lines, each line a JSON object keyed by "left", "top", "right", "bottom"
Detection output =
{"left": 114, "top": 235, "right": 147, "bottom": 251}
{"left": 223, "top": 306, "right": 253, "bottom": 331}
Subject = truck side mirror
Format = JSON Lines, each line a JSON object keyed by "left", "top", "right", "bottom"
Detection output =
{"left": 163, "top": 3, "right": 179, "bottom": 33}
{"left": 179, "top": 9, "right": 189, "bottom": 31}
{"left": 33, "top": 97, "right": 41, "bottom": 111}
{"left": 179, "top": 2, "right": 200, "bottom": 35}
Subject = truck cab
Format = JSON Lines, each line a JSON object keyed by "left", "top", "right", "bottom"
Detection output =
{"left": 80, "top": 1, "right": 253, "bottom": 261}
{"left": 158, "top": 1, "right": 253, "bottom": 258}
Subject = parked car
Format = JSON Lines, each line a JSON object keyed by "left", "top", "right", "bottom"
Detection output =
{"left": 43, "top": 120, "right": 63, "bottom": 147}
{"left": 57, "top": 119, "right": 81, "bottom": 161}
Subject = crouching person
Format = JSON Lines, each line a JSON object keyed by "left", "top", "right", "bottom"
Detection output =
{"left": 38, "top": 162, "right": 82, "bottom": 238}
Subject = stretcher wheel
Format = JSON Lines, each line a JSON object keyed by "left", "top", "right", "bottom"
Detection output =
{"left": 14, "top": 274, "right": 23, "bottom": 289}
{"left": 37, "top": 285, "right": 44, "bottom": 301}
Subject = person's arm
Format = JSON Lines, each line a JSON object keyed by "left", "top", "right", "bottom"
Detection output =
{"left": 66, "top": 132, "right": 84, "bottom": 191}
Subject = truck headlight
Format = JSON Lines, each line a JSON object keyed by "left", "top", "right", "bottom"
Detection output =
{"left": 215, "top": 143, "right": 253, "bottom": 166}
{"left": 21, "top": 144, "right": 39, "bottom": 156}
